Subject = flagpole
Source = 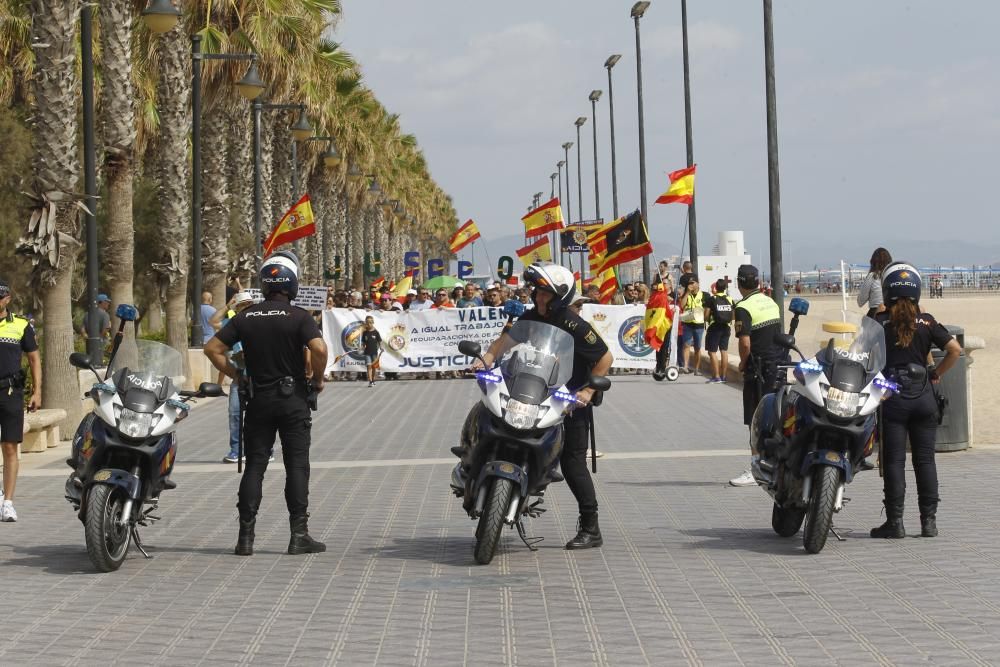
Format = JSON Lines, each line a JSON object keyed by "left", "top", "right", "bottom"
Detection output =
{"left": 681, "top": 0, "right": 698, "bottom": 269}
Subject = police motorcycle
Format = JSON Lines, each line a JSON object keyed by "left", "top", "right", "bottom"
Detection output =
{"left": 454, "top": 322, "right": 610, "bottom": 565}
{"left": 65, "top": 304, "right": 223, "bottom": 572}
{"left": 750, "top": 304, "right": 897, "bottom": 554}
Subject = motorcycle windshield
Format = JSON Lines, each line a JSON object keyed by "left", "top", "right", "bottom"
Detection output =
{"left": 821, "top": 317, "right": 887, "bottom": 384}
{"left": 500, "top": 320, "right": 575, "bottom": 389}
{"left": 108, "top": 339, "right": 185, "bottom": 395}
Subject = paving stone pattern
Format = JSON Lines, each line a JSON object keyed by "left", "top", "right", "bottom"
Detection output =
{"left": 2, "top": 375, "right": 1000, "bottom": 665}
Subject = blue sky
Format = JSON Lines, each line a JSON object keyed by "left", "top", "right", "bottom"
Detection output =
{"left": 335, "top": 1, "right": 1000, "bottom": 268}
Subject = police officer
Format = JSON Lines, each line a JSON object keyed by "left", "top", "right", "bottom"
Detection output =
{"left": 0, "top": 279, "right": 42, "bottom": 522}
{"left": 205, "top": 252, "right": 329, "bottom": 556}
{"left": 729, "top": 264, "right": 782, "bottom": 487}
{"left": 470, "top": 262, "right": 613, "bottom": 549}
{"left": 871, "top": 262, "right": 960, "bottom": 539}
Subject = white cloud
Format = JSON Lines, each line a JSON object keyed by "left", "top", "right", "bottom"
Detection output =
{"left": 645, "top": 20, "right": 743, "bottom": 60}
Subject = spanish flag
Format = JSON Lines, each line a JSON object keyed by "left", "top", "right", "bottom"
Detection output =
{"left": 521, "top": 197, "right": 564, "bottom": 237}
{"left": 655, "top": 165, "right": 696, "bottom": 205}
{"left": 643, "top": 285, "right": 673, "bottom": 350}
{"left": 594, "top": 210, "right": 652, "bottom": 274}
{"left": 371, "top": 276, "right": 386, "bottom": 291}
{"left": 596, "top": 268, "right": 618, "bottom": 304}
{"left": 449, "top": 219, "right": 481, "bottom": 254}
{"left": 392, "top": 270, "right": 415, "bottom": 302}
{"left": 516, "top": 236, "right": 553, "bottom": 266}
{"left": 263, "top": 194, "right": 316, "bottom": 256}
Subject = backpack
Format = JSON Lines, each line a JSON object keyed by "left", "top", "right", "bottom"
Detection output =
{"left": 711, "top": 294, "right": 733, "bottom": 325}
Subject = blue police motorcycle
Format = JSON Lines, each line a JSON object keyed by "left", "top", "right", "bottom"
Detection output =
{"left": 66, "top": 305, "right": 222, "bottom": 571}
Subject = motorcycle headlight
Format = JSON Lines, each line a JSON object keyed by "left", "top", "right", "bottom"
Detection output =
{"left": 823, "top": 386, "right": 861, "bottom": 418}
{"left": 118, "top": 408, "right": 160, "bottom": 439}
{"left": 503, "top": 398, "right": 539, "bottom": 430}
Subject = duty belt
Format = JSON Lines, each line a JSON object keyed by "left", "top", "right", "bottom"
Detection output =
{"left": 0, "top": 372, "right": 25, "bottom": 389}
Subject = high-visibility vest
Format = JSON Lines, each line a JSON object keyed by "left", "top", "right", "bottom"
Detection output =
{"left": 735, "top": 291, "right": 780, "bottom": 331}
{"left": 681, "top": 291, "right": 705, "bottom": 324}
{"left": 0, "top": 314, "right": 30, "bottom": 347}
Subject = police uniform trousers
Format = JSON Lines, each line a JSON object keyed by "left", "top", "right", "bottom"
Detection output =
{"left": 238, "top": 384, "right": 313, "bottom": 522}
{"left": 0, "top": 388, "right": 25, "bottom": 443}
{"left": 881, "top": 385, "right": 940, "bottom": 515}
{"left": 560, "top": 408, "right": 597, "bottom": 515}
{"left": 742, "top": 364, "right": 777, "bottom": 426}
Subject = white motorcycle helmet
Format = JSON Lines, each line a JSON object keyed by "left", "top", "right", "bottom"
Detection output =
{"left": 523, "top": 261, "right": 576, "bottom": 312}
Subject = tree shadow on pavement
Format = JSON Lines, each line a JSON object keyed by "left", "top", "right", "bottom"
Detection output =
{"left": 4, "top": 544, "right": 104, "bottom": 575}
{"left": 676, "top": 527, "right": 812, "bottom": 556}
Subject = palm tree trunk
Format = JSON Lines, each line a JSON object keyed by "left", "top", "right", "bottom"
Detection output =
{"left": 259, "top": 116, "right": 274, "bottom": 244}
{"left": 27, "top": 0, "right": 83, "bottom": 432}
{"left": 270, "top": 121, "right": 290, "bottom": 230}
{"left": 201, "top": 103, "right": 229, "bottom": 308}
{"left": 151, "top": 19, "right": 191, "bottom": 368}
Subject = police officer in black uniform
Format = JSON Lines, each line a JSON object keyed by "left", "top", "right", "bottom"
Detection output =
{"left": 871, "top": 262, "right": 960, "bottom": 539}
{"left": 0, "top": 279, "right": 41, "bottom": 522}
{"left": 205, "top": 252, "right": 329, "bottom": 556}
{"left": 730, "top": 265, "right": 783, "bottom": 487}
{"left": 471, "top": 262, "right": 613, "bottom": 549}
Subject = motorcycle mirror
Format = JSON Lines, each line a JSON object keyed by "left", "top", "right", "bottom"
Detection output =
{"left": 587, "top": 375, "right": 611, "bottom": 392}
{"left": 458, "top": 341, "right": 482, "bottom": 358}
{"left": 789, "top": 297, "right": 810, "bottom": 316}
{"left": 198, "top": 382, "right": 225, "bottom": 397}
{"left": 115, "top": 304, "right": 139, "bottom": 322}
{"left": 69, "top": 352, "right": 94, "bottom": 371}
{"left": 775, "top": 333, "right": 796, "bottom": 350}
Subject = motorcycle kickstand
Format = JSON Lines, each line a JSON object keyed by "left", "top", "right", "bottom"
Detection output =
{"left": 131, "top": 526, "right": 152, "bottom": 559}
{"left": 515, "top": 519, "right": 544, "bottom": 551}
{"left": 829, "top": 524, "right": 848, "bottom": 542}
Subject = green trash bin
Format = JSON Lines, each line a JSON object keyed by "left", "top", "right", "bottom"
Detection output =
{"left": 932, "top": 325, "right": 968, "bottom": 452}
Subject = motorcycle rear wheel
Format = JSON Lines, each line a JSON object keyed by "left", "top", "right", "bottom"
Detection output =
{"left": 802, "top": 466, "right": 840, "bottom": 554}
{"left": 771, "top": 502, "right": 806, "bottom": 537}
{"left": 474, "top": 478, "right": 515, "bottom": 565}
{"left": 85, "top": 485, "right": 131, "bottom": 572}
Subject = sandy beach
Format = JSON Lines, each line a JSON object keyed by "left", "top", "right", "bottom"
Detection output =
{"left": 782, "top": 294, "right": 998, "bottom": 446}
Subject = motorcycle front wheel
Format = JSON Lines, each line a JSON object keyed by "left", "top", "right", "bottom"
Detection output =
{"left": 474, "top": 477, "right": 515, "bottom": 565}
{"left": 802, "top": 466, "right": 840, "bottom": 554}
{"left": 772, "top": 502, "right": 806, "bottom": 537}
{"left": 85, "top": 485, "right": 131, "bottom": 572}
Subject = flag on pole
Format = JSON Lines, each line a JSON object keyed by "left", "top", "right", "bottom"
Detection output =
{"left": 593, "top": 210, "right": 652, "bottom": 274}
{"left": 643, "top": 285, "right": 673, "bottom": 350}
{"left": 655, "top": 165, "right": 697, "bottom": 205}
{"left": 263, "top": 194, "right": 316, "bottom": 256}
{"left": 392, "top": 270, "right": 415, "bottom": 302}
{"left": 371, "top": 276, "right": 386, "bottom": 291}
{"left": 585, "top": 217, "right": 618, "bottom": 273}
{"left": 449, "top": 219, "right": 481, "bottom": 254}
{"left": 596, "top": 268, "right": 617, "bottom": 304}
{"left": 521, "top": 197, "right": 564, "bottom": 237}
{"left": 516, "top": 236, "right": 553, "bottom": 266}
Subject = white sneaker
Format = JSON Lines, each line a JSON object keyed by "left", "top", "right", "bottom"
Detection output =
{"left": 1, "top": 499, "right": 17, "bottom": 522}
{"left": 729, "top": 470, "right": 756, "bottom": 487}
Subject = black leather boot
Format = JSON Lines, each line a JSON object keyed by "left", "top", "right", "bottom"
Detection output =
{"left": 235, "top": 519, "right": 255, "bottom": 556}
{"left": 565, "top": 512, "right": 603, "bottom": 550}
{"left": 870, "top": 502, "right": 905, "bottom": 539}
{"left": 920, "top": 514, "right": 938, "bottom": 537}
{"left": 288, "top": 515, "right": 326, "bottom": 554}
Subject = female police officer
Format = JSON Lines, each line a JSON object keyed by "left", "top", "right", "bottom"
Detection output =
{"left": 871, "top": 262, "right": 960, "bottom": 539}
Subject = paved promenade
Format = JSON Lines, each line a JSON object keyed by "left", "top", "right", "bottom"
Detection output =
{"left": 3, "top": 374, "right": 1000, "bottom": 665}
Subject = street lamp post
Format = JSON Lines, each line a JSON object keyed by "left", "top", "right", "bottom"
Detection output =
{"left": 574, "top": 117, "right": 586, "bottom": 225}
{"left": 549, "top": 173, "right": 557, "bottom": 200}
{"left": 80, "top": 5, "right": 101, "bottom": 364}
{"left": 589, "top": 90, "right": 602, "bottom": 221}
{"left": 763, "top": 0, "right": 784, "bottom": 324}
{"left": 562, "top": 142, "right": 573, "bottom": 225}
{"left": 604, "top": 54, "right": 622, "bottom": 220}
{"left": 557, "top": 160, "right": 565, "bottom": 260}
{"left": 631, "top": 1, "right": 652, "bottom": 284}
{"left": 681, "top": 0, "right": 698, "bottom": 269}
{"left": 191, "top": 36, "right": 263, "bottom": 345}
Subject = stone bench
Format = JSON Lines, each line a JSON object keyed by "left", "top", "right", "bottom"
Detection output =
{"left": 20, "top": 408, "right": 68, "bottom": 454}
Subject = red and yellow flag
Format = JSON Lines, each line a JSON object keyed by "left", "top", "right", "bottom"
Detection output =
{"left": 263, "top": 194, "right": 316, "bottom": 256}
{"left": 596, "top": 268, "right": 618, "bottom": 304}
{"left": 516, "top": 236, "right": 553, "bottom": 266}
{"left": 643, "top": 285, "right": 673, "bottom": 351}
{"left": 449, "top": 219, "right": 481, "bottom": 254}
{"left": 586, "top": 217, "right": 619, "bottom": 274}
{"left": 392, "top": 270, "right": 415, "bottom": 302}
{"left": 655, "top": 165, "right": 696, "bottom": 205}
{"left": 521, "top": 197, "right": 564, "bottom": 237}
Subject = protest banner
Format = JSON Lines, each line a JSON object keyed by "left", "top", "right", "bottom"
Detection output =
{"left": 580, "top": 303, "right": 656, "bottom": 370}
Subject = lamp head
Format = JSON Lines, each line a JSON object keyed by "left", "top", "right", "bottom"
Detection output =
{"left": 631, "top": 1, "right": 650, "bottom": 19}
{"left": 322, "top": 141, "right": 341, "bottom": 168}
{"left": 346, "top": 162, "right": 363, "bottom": 183}
{"left": 290, "top": 109, "right": 312, "bottom": 141}
{"left": 235, "top": 60, "right": 266, "bottom": 100}
{"left": 367, "top": 177, "right": 381, "bottom": 194}
{"left": 141, "top": 0, "right": 181, "bottom": 34}
{"left": 557, "top": 160, "right": 566, "bottom": 168}
{"left": 562, "top": 141, "right": 573, "bottom": 150}
{"left": 605, "top": 54, "right": 622, "bottom": 69}
{"left": 589, "top": 90, "right": 602, "bottom": 102}
{"left": 575, "top": 117, "right": 587, "bottom": 127}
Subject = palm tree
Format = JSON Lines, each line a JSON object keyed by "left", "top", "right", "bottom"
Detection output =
{"left": 20, "top": 0, "right": 83, "bottom": 431}
{"left": 150, "top": 17, "right": 192, "bottom": 362}
{"left": 99, "top": 0, "right": 138, "bottom": 335}
{"left": 0, "top": 0, "right": 32, "bottom": 106}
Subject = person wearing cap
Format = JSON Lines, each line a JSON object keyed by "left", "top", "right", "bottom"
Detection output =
{"left": 79, "top": 293, "right": 112, "bottom": 345}
{"left": 409, "top": 288, "right": 433, "bottom": 311}
{"left": 729, "top": 264, "right": 783, "bottom": 487}
{"left": 0, "top": 279, "right": 41, "bottom": 522}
